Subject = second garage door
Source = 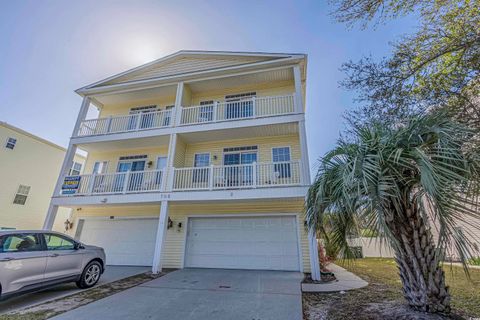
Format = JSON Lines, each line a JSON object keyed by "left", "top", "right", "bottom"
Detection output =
{"left": 185, "top": 216, "right": 300, "bottom": 271}
{"left": 79, "top": 218, "right": 158, "bottom": 266}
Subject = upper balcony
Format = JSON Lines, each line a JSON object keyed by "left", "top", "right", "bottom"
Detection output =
{"left": 73, "top": 61, "right": 305, "bottom": 146}
{"left": 75, "top": 94, "right": 295, "bottom": 138}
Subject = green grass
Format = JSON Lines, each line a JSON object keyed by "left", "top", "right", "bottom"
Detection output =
{"left": 303, "top": 258, "right": 480, "bottom": 319}
{"left": 340, "top": 258, "right": 480, "bottom": 317}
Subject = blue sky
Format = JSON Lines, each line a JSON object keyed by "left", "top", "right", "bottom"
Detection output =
{"left": 0, "top": 0, "right": 416, "bottom": 171}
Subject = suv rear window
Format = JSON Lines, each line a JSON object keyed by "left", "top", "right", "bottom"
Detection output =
{"left": 0, "top": 234, "right": 43, "bottom": 252}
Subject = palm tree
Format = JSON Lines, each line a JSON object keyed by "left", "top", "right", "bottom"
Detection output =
{"left": 305, "top": 111, "right": 480, "bottom": 313}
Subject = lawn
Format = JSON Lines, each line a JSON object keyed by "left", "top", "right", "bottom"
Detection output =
{"left": 303, "top": 258, "right": 480, "bottom": 320}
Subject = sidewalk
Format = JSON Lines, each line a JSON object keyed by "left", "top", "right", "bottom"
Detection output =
{"left": 302, "top": 263, "right": 368, "bottom": 292}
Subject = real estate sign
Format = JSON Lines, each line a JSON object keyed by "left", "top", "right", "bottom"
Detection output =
{"left": 62, "top": 176, "right": 81, "bottom": 194}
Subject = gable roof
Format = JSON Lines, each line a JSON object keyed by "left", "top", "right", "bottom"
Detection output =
{"left": 77, "top": 50, "right": 305, "bottom": 94}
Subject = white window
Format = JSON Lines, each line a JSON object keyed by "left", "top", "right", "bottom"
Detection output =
{"left": 272, "top": 147, "right": 291, "bottom": 178}
{"left": 5, "top": 137, "right": 16, "bottom": 150}
{"left": 13, "top": 185, "right": 31, "bottom": 205}
{"left": 194, "top": 153, "right": 210, "bottom": 167}
{"left": 92, "top": 161, "right": 108, "bottom": 174}
{"left": 69, "top": 162, "right": 83, "bottom": 176}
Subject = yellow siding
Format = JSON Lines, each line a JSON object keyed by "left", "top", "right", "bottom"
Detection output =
{"left": 188, "top": 83, "right": 294, "bottom": 106}
{"left": 173, "top": 139, "right": 186, "bottom": 167}
{"left": 69, "top": 200, "right": 311, "bottom": 272}
{"left": 99, "top": 96, "right": 176, "bottom": 118}
{"left": 83, "top": 146, "right": 169, "bottom": 174}
{"left": 0, "top": 123, "right": 85, "bottom": 231}
{"left": 183, "top": 135, "right": 300, "bottom": 167}
{"left": 97, "top": 82, "right": 293, "bottom": 117}
{"left": 104, "top": 56, "right": 275, "bottom": 86}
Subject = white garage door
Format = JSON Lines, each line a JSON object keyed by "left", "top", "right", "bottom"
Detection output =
{"left": 79, "top": 218, "right": 158, "bottom": 266}
{"left": 185, "top": 216, "right": 300, "bottom": 271}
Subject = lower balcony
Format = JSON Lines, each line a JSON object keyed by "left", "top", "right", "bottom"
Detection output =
{"left": 59, "top": 161, "right": 301, "bottom": 196}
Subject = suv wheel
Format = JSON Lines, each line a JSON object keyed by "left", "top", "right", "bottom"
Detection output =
{"left": 76, "top": 261, "right": 102, "bottom": 289}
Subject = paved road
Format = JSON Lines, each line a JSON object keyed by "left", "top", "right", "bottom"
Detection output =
{"left": 0, "top": 266, "right": 150, "bottom": 314}
{"left": 53, "top": 268, "right": 303, "bottom": 320}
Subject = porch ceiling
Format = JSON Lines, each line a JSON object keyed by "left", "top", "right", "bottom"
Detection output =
{"left": 93, "top": 84, "right": 177, "bottom": 106}
{"left": 77, "top": 134, "right": 170, "bottom": 152}
{"left": 186, "top": 68, "right": 294, "bottom": 94}
{"left": 178, "top": 122, "right": 298, "bottom": 144}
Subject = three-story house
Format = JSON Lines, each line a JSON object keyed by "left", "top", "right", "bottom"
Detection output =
{"left": 44, "top": 51, "right": 320, "bottom": 280}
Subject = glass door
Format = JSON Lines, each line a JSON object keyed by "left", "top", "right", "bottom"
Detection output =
{"left": 223, "top": 152, "right": 257, "bottom": 186}
{"left": 241, "top": 152, "right": 257, "bottom": 185}
{"left": 129, "top": 161, "right": 145, "bottom": 191}
{"left": 114, "top": 162, "right": 132, "bottom": 191}
{"left": 225, "top": 93, "right": 255, "bottom": 119}
{"left": 114, "top": 160, "right": 145, "bottom": 192}
{"left": 128, "top": 106, "right": 157, "bottom": 130}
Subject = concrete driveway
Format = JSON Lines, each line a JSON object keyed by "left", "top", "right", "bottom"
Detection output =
{"left": 0, "top": 266, "right": 150, "bottom": 315}
{"left": 53, "top": 268, "right": 303, "bottom": 320}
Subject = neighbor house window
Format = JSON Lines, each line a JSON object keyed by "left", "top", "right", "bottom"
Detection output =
{"left": 13, "top": 185, "right": 31, "bottom": 205}
{"left": 193, "top": 153, "right": 210, "bottom": 183}
{"left": 5, "top": 137, "right": 16, "bottom": 150}
{"left": 272, "top": 147, "right": 291, "bottom": 178}
{"left": 69, "top": 162, "right": 83, "bottom": 176}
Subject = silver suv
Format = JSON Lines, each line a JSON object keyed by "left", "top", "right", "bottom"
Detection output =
{"left": 0, "top": 230, "right": 106, "bottom": 300}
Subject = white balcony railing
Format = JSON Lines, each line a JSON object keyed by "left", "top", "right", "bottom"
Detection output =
{"left": 172, "top": 161, "right": 301, "bottom": 191}
{"left": 74, "top": 95, "right": 296, "bottom": 137}
{"left": 59, "top": 161, "right": 301, "bottom": 196}
{"left": 61, "top": 169, "right": 164, "bottom": 195}
{"left": 180, "top": 94, "right": 295, "bottom": 126}
{"left": 77, "top": 109, "right": 173, "bottom": 137}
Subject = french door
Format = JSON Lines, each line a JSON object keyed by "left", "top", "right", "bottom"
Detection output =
{"left": 114, "top": 160, "right": 146, "bottom": 191}
{"left": 223, "top": 152, "right": 257, "bottom": 186}
{"left": 127, "top": 106, "right": 157, "bottom": 130}
{"left": 224, "top": 93, "right": 255, "bottom": 119}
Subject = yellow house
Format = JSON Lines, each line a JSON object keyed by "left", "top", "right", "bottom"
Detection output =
{"left": 0, "top": 122, "right": 85, "bottom": 232}
{"left": 44, "top": 51, "right": 321, "bottom": 279}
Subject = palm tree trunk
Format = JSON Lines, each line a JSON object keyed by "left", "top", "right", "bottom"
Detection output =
{"left": 386, "top": 200, "right": 451, "bottom": 313}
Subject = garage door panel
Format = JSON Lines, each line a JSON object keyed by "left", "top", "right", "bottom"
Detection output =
{"left": 185, "top": 216, "right": 300, "bottom": 271}
{"left": 80, "top": 218, "right": 158, "bottom": 266}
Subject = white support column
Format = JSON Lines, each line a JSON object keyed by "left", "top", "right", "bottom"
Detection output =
{"left": 174, "top": 82, "right": 184, "bottom": 126}
{"left": 293, "top": 65, "right": 304, "bottom": 114}
{"left": 308, "top": 227, "right": 321, "bottom": 281}
{"left": 52, "top": 97, "right": 91, "bottom": 196}
{"left": 298, "top": 119, "right": 311, "bottom": 185}
{"left": 43, "top": 203, "right": 59, "bottom": 230}
{"left": 152, "top": 201, "right": 169, "bottom": 274}
{"left": 166, "top": 133, "right": 178, "bottom": 191}
{"left": 44, "top": 97, "right": 91, "bottom": 230}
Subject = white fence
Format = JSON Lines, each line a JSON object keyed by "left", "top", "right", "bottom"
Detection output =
{"left": 347, "top": 237, "right": 395, "bottom": 258}
{"left": 179, "top": 94, "right": 295, "bottom": 125}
